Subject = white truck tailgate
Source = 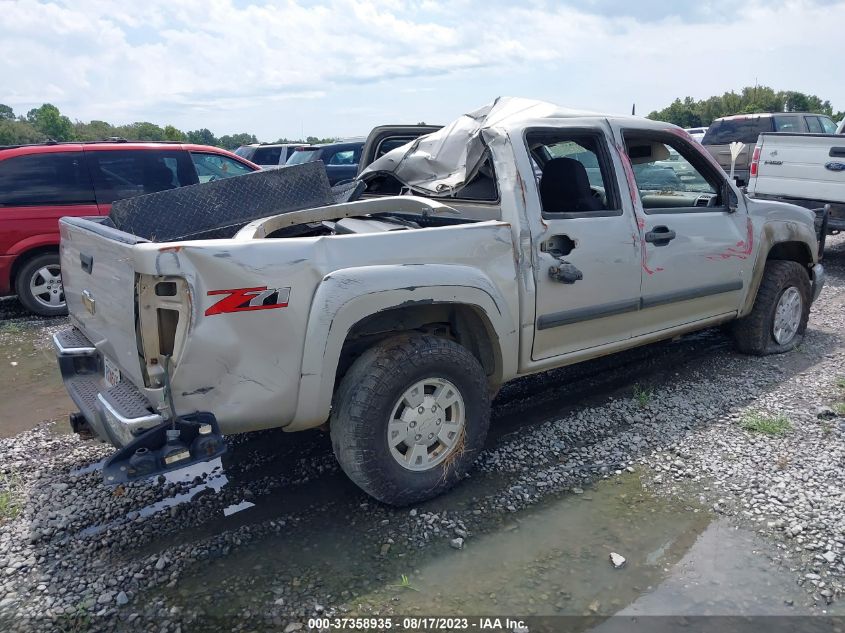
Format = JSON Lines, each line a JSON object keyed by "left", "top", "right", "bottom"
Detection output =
{"left": 59, "top": 217, "right": 146, "bottom": 385}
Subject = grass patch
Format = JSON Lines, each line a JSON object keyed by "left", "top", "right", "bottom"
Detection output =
{"left": 633, "top": 384, "right": 653, "bottom": 408}
{"left": 739, "top": 412, "right": 792, "bottom": 437}
{"left": 833, "top": 403, "right": 845, "bottom": 416}
{"left": 836, "top": 377, "right": 845, "bottom": 390}
{"left": 0, "top": 474, "right": 20, "bottom": 521}
{"left": 389, "top": 574, "right": 418, "bottom": 592}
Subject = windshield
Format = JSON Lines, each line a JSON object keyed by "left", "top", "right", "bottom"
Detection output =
{"left": 286, "top": 148, "right": 320, "bottom": 165}
{"left": 702, "top": 117, "right": 772, "bottom": 145}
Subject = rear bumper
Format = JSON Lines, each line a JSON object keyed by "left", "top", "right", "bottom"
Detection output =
{"left": 812, "top": 264, "right": 825, "bottom": 303}
{"left": 53, "top": 327, "right": 162, "bottom": 447}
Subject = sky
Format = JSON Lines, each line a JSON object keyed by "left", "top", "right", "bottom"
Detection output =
{"left": 0, "top": 0, "right": 841, "bottom": 140}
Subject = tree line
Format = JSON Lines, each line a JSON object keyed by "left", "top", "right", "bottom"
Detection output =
{"left": 0, "top": 103, "right": 336, "bottom": 149}
{"left": 647, "top": 86, "right": 844, "bottom": 128}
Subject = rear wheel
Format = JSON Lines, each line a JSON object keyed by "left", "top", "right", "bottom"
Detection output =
{"left": 330, "top": 334, "right": 491, "bottom": 506}
{"left": 15, "top": 252, "right": 67, "bottom": 317}
{"left": 732, "top": 260, "right": 810, "bottom": 355}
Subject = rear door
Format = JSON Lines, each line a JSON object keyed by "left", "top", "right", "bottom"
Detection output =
{"left": 85, "top": 148, "right": 198, "bottom": 213}
{"left": 0, "top": 149, "right": 98, "bottom": 262}
{"left": 616, "top": 128, "right": 747, "bottom": 335}
{"left": 527, "top": 124, "right": 643, "bottom": 360}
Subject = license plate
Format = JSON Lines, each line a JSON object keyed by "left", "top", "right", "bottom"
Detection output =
{"left": 104, "top": 357, "right": 121, "bottom": 389}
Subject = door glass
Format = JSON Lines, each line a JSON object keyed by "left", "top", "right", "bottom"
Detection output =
{"left": 327, "top": 149, "right": 356, "bottom": 165}
{"left": 190, "top": 152, "right": 254, "bottom": 183}
{"left": 88, "top": 150, "right": 194, "bottom": 204}
{"left": 251, "top": 146, "right": 282, "bottom": 165}
{"left": 773, "top": 115, "right": 799, "bottom": 132}
{"left": 527, "top": 133, "right": 618, "bottom": 215}
{"left": 624, "top": 138, "right": 718, "bottom": 210}
{"left": 805, "top": 116, "right": 823, "bottom": 133}
{"left": 820, "top": 117, "right": 838, "bottom": 134}
{"left": 0, "top": 152, "right": 94, "bottom": 206}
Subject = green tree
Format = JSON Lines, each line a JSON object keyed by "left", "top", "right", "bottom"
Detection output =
{"left": 217, "top": 132, "right": 258, "bottom": 150}
{"left": 186, "top": 128, "right": 217, "bottom": 146}
{"left": 73, "top": 119, "right": 116, "bottom": 141}
{"left": 0, "top": 119, "right": 44, "bottom": 145}
{"left": 164, "top": 125, "right": 186, "bottom": 141}
{"left": 0, "top": 104, "right": 15, "bottom": 121}
{"left": 25, "top": 103, "right": 74, "bottom": 141}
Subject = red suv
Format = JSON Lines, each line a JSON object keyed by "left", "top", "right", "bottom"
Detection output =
{"left": 0, "top": 141, "right": 259, "bottom": 316}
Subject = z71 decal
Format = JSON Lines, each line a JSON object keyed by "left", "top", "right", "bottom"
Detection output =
{"left": 205, "top": 287, "right": 291, "bottom": 316}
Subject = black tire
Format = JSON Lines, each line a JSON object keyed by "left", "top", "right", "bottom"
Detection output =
{"left": 732, "top": 260, "right": 811, "bottom": 356}
{"left": 15, "top": 252, "right": 67, "bottom": 317}
{"left": 330, "top": 334, "right": 491, "bottom": 506}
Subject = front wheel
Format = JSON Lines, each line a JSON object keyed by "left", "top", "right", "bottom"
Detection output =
{"left": 330, "top": 334, "right": 491, "bottom": 506}
{"left": 15, "top": 252, "right": 68, "bottom": 317}
{"left": 732, "top": 260, "right": 811, "bottom": 355}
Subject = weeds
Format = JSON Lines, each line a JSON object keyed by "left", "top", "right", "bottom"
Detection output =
{"left": 836, "top": 377, "right": 845, "bottom": 390}
{"left": 633, "top": 384, "right": 653, "bottom": 408}
{"left": 0, "top": 473, "right": 20, "bottom": 521}
{"left": 739, "top": 412, "right": 792, "bottom": 436}
{"left": 55, "top": 603, "right": 92, "bottom": 633}
{"left": 833, "top": 403, "right": 845, "bottom": 416}
{"left": 821, "top": 422, "right": 833, "bottom": 437}
{"left": 389, "top": 574, "right": 418, "bottom": 591}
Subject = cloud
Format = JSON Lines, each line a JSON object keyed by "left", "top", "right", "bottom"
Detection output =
{"left": 0, "top": 0, "right": 841, "bottom": 138}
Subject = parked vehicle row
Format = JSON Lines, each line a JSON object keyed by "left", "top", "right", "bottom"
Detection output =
{"left": 0, "top": 141, "right": 259, "bottom": 315}
{"left": 53, "top": 97, "right": 824, "bottom": 505}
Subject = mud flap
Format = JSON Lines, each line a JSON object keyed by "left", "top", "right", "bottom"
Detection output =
{"left": 101, "top": 413, "right": 226, "bottom": 485}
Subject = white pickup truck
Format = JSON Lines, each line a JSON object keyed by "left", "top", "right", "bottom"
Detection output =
{"left": 747, "top": 132, "right": 845, "bottom": 235}
{"left": 54, "top": 98, "right": 825, "bottom": 505}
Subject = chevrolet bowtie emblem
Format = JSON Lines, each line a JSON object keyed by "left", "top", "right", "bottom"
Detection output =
{"left": 82, "top": 289, "right": 96, "bottom": 315}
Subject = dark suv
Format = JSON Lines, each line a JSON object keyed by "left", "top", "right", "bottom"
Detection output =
{"left": 0, "top": 141, "right": 258, "bottom": 316}
{"left": 285, "top": 140, "right": 365, "bottom": 185}
{"left": 702, "top": 112, "right": 838, "bottom": 185}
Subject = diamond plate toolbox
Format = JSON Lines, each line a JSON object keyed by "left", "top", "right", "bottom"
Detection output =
{"left": 108, "top": 161, "right": 334, "bottom": 242}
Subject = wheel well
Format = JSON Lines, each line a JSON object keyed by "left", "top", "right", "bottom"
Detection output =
{"left": 337, "top": 303, "right": 500, "bottom": 388}
{"left": 9, "top": 246, "right": 59, "bottom": 292}
{"left": 766, "top": 241, "right": 813, "bottom": 271}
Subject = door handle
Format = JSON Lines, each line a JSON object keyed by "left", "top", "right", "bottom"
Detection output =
{"left": 644, "top": 226, "right": 676, "bottom": 246}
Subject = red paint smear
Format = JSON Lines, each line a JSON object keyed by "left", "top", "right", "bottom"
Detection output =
{"left": 704, "top": 217, "right": 754, "bottom": 261}
{"left": 616, "top": 142, "right": 663, "bottom": 275}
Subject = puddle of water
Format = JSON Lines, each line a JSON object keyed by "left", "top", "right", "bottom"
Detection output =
{"left": 0, "top": 320, "right": 73, "bottom": 437}
{"left": 223, "top": 500, "right": 255, "bottom": 517}
{"left": 159, "top": 472, "right": 814, "bottom": 624}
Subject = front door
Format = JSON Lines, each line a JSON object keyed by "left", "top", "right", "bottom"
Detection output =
{"left": 528, "top": 126, "right": 643, "bottom": 361}
{"left": 615, "top": 129, "right": 747, "bottom": 336}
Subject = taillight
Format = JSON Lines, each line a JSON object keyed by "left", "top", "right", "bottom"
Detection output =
{"left": 136, "top": 275, "right": 190, "bottom": 388}
{"left": 750, "top": 146, "right": 761, "bottom": 177}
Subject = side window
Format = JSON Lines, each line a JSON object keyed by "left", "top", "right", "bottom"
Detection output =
{"left": 526, "top": 131, "right": 619, "bottom": 216}
{"left": 820, "top": 117, "right": 838, "bottom": 134}
{"left": 0, "top": 152, "right": 94, "bottom": 206}
{"left": 87, "top": 150, "right": 195, "bottom": 204}
{"left": 251, "top": 146, "right": 282, "bottom": 165}
{"left": 326, "top": 149, "right": 358, "bottom": 165}
{"left": 190, "top": 152, "right": 254, "bottom": 183}
{"left": 623, "top": 134, "right": 721, "bottom": 212}
{"left": 773, "top": 115, "right": 799, "bottom": 132}
{"left": 376, "top": 137, "right": 414, "bottom": 159}
{"left": 805, "top": 116, "right": 823, "bottom": 134}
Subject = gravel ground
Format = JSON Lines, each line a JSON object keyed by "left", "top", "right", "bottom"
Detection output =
{"left": 0, "top": 235, "right": 843, "bottom": 631}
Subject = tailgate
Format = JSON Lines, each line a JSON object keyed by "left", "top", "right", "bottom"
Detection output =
{"left": 708, "top": 143, "right": 750, "bottom": 172}
{"left": 59, "top": 217, "right": 145, "bottom": 385}
{"left": 752, "top": 134, "right": 845, "bottom": 203}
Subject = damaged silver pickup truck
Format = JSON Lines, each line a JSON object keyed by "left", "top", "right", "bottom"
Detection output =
{"left": 54, "top": 98, "right": 825, "bottom": 505}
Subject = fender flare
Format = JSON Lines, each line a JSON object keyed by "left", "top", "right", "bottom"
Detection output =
{"left": 740, "top": 219, "right": 817, "bottom": 317}
{"left": 287, "top": 264, "right": 518, "bottom": 431}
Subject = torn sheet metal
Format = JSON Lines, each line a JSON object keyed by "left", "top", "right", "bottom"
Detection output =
{"left": 359, "top": 97, "right": 593, "bottom": 198}
{"left": 109, "top": 161, "right": 334, "bottom": 242}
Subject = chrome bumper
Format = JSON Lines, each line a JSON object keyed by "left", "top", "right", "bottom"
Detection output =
{"left": 53, "top": 328, "right": 162, "bottom": 447}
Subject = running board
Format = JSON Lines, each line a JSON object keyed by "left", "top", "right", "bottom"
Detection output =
{"left": 102, "top": 413, "right": 226, "bottom": 484}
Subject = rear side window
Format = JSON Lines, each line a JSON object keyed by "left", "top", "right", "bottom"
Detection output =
{"left": 251, "top": 146, "right": 282, "bottom": 165}
{"left": 286, "top": 148, "right": 320, "bottom": 165}
{"left": 804, "top": 116, "right": 823, "bottom": 133}
{"left": 702, "top": 117, "right": 772, "bottom": 144}
{"left": 0, "top": 151, "right": 94, "bottom": 206}
{"left": 326, "top": 148, "right": 360, "bottom": 165}
{"left": 773, "top": 115, "right": 800, "bottom": 132}
{"left": 86, "top": 150, "right": 197, "bottom": 204}
{"left": 820, "top": 117, "right": 838, "bottom": 134}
